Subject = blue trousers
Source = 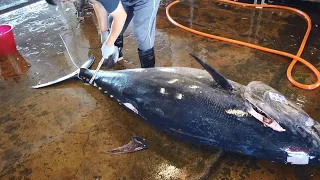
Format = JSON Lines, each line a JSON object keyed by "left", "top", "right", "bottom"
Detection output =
{"left": 108, "top": 0, "right": 160, "bottom": 51}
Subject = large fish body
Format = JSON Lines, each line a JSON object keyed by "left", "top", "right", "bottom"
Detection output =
{"left": 34, "top": 55, "right": 320, "bottom": 165}
{"left": 77, "top": 64, "right": 320, "bottom": 165}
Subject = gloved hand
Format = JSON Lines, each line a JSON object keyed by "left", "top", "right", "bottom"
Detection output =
{"left": 89, "top": 43, "right": 118, "bottom": 84}
{"left": 101, "top": 43, "right": 119, "bottom": 69}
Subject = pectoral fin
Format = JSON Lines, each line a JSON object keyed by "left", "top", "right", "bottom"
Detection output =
{"left": 100, "top": 136, "right": 149, "bottom": 155}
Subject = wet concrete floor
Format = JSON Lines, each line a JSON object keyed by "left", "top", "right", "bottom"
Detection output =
{"left": 0, "top": 0, "right": 320, "bottom": 179}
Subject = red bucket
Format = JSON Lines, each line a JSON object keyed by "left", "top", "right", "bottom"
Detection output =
{"left": 0, "top": 24, "right": 17, "bottom": 56}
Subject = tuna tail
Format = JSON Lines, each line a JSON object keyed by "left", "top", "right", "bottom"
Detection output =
{"left": 31, "top": 55, "right": 95, "bottom": 89}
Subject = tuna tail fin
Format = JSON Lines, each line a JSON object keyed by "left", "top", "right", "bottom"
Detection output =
{"left": 189, "top": 54, "right": 234, "bottom": 91}
{"left": 31, "top": 55, "right": 95, "bottom": 89}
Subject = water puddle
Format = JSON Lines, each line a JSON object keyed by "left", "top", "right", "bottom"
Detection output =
{"left": 0, "top": 52, "right": 30, "bottom": 80}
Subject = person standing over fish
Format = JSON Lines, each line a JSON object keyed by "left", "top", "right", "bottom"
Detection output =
{"left": 45, "top": 0, "right": 160, "bottom": 68}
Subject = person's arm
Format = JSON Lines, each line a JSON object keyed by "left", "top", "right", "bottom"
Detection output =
{"left": 104, "top": 1, "right": 127, "bottom": 46}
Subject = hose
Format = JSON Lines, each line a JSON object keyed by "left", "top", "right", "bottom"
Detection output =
{"left": 166, "top": 0, "right": 320, "bottom": 90}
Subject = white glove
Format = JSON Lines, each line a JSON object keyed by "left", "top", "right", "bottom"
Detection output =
{"left": 89, "top": 42, "right": 119, "bottom": 84}
{"left": 101, "top": 43, "right": 115, "bottom": 57}
{"left": 101, "top": 43, "right": 119, "bottom": 68}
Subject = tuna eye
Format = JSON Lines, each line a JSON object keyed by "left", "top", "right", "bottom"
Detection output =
{"left": 296, "top": 126, "right": 307, "bottom": 138}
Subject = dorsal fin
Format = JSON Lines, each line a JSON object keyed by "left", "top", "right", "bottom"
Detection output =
{"left": 190, "top": 54, "right": 233, "bottom": 91}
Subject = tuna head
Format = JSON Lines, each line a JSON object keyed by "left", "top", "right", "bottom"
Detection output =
{"left": 188, "top": 54, "right": 320, "bottom": 154}
{"left": 244, "top": 81, "right": 320, "bottom": 150}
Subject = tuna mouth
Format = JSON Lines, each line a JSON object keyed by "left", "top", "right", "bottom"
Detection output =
{"left": 247, "top": 102, "right": 286, "bottom": 132}
{"left": 251, "top": 103, "right": 272, "bottom": 121}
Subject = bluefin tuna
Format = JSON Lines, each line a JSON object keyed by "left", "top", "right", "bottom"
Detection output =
{"left": 33, "top": 54, "right": 320, "bottom": 165}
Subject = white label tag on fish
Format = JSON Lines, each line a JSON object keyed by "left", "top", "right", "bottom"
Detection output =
{"left": 287, "top": 155, "right": 309, "bottom": 165}
{"left": 268, "top": 92, "right": 288, "bottom": 105}
{"left": 286, "top": 151, "right": 309, "bottom": 165}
